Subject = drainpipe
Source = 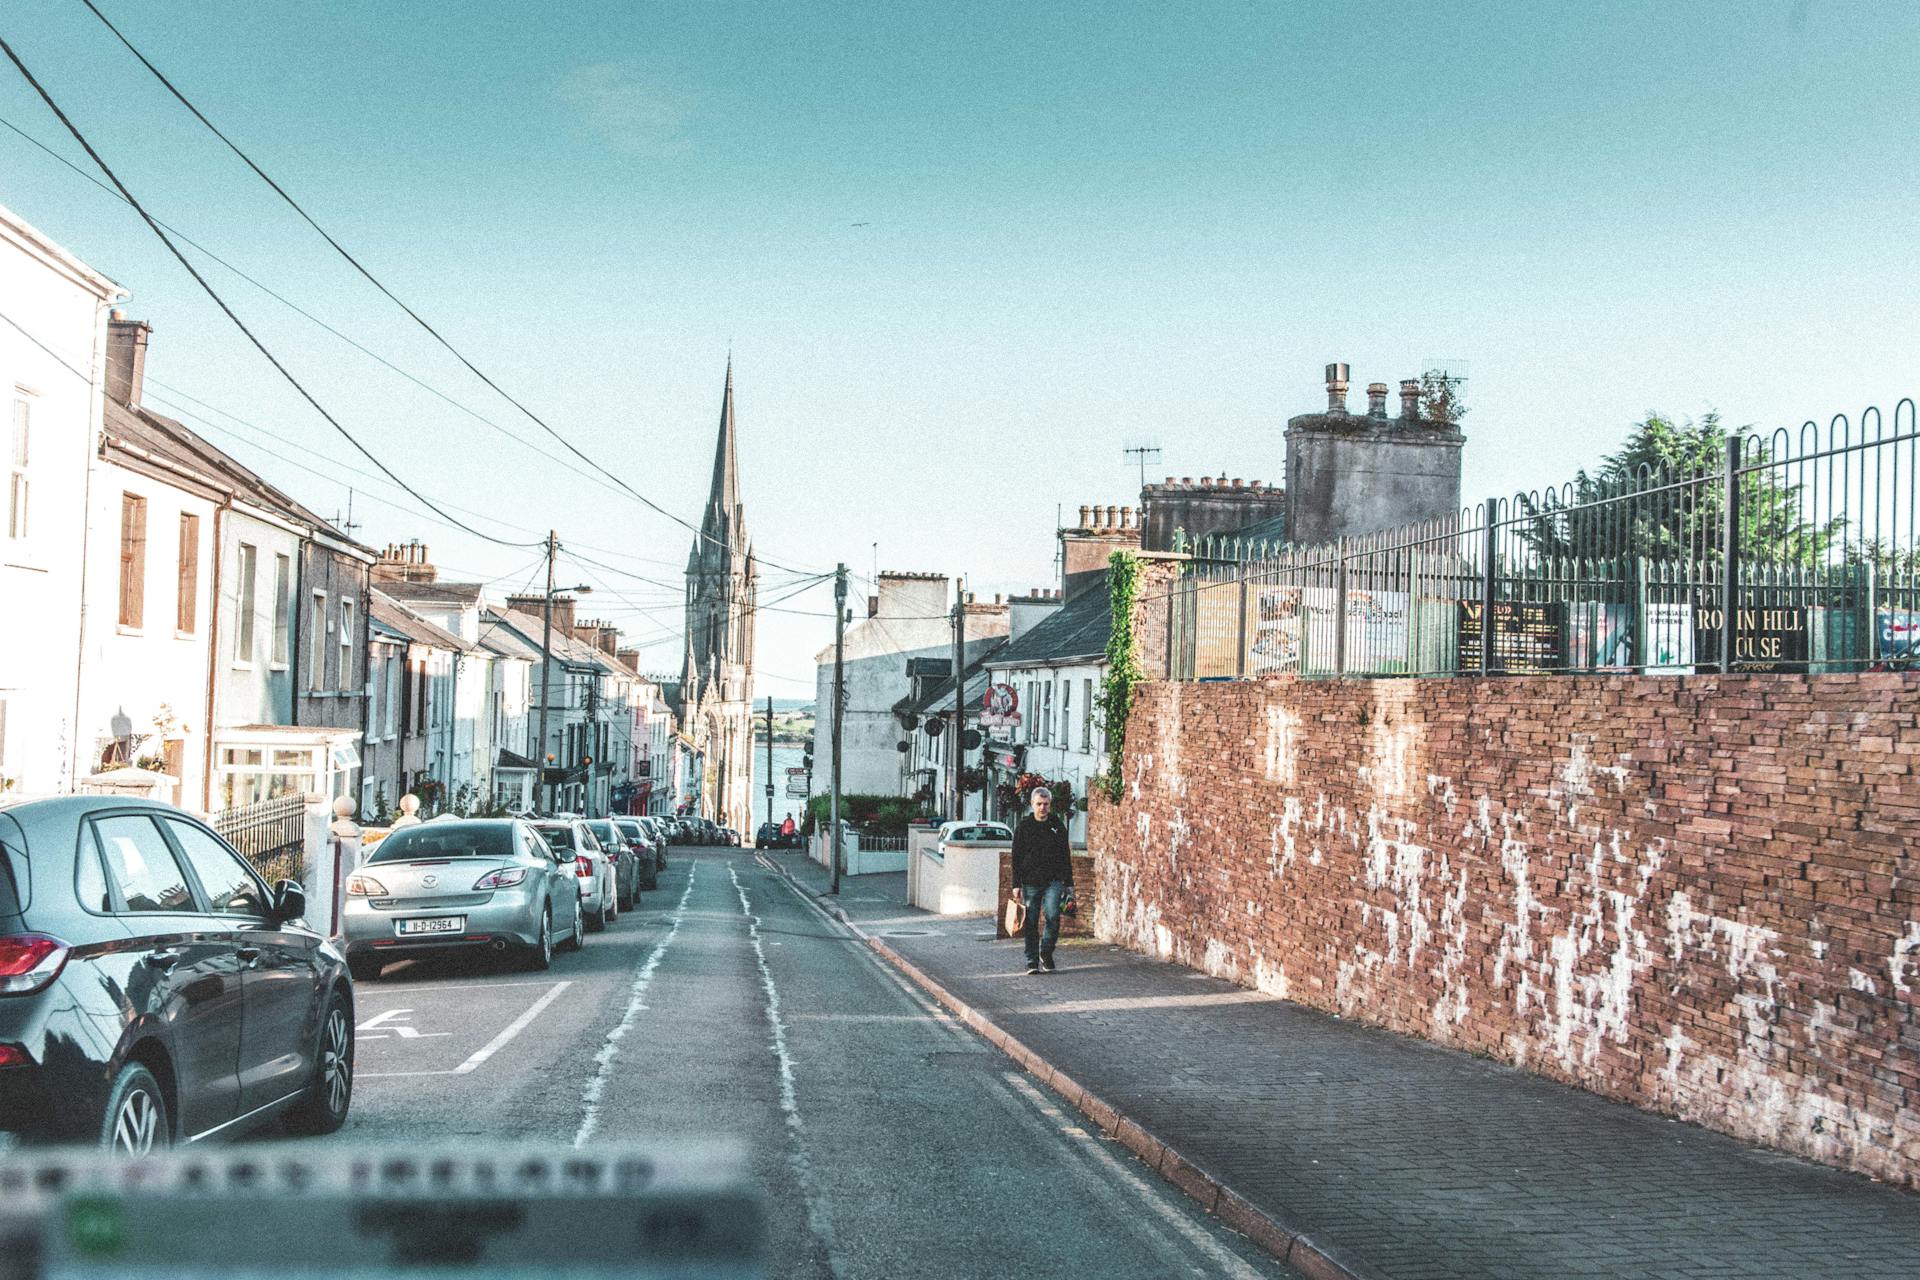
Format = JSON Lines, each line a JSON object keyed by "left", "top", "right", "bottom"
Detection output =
{"left": 68, "top": 296, "right": 116, "bottom": 791}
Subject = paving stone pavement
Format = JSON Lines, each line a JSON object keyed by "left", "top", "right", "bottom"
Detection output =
{"left": 768, "top": 853, "right": 1920, "bottom": 1280}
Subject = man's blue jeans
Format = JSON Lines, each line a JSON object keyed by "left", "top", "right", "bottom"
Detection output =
{"left": 1021, "top": 880, "right": 1068, "bottom": 965}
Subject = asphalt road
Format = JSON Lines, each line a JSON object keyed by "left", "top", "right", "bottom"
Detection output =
{"left": 342, "top": 846, "right": 1297, "bottom": 1280}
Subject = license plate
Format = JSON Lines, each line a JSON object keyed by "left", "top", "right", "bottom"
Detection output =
{"left": 397, "top": 916, "right": 465, "bottom": 936}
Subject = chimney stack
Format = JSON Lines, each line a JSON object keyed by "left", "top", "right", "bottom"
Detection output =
{"left": 1325, "top": 362, "right": 1350, "bottom": 416}
{"left": 1400, "top": 379, "right": 1421, "bottom": 421}
{"left": 868, "top": 595, "right": 879, "bottom": 618}
{"left": 105, "top": 312, "right": 151, "bottom": 407}
{"left": 1367, "top": 382, "right": 1389, "bottom": 417}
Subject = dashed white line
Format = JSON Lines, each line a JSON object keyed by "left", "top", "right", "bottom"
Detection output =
{"left": 572, "top": 863, "right": 698, "bottom": 1147}
{"left": 730, "top": 862, "right": 839, "bottom": 1270}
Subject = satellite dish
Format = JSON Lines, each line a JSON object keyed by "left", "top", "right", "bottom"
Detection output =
{"left": 962, "top": 729, "right": 981, "bottom": 750}
{"left": 896, "top": 741, "right": 911, "bottom": 753}
{"left": 925, "top": 719, "right": 945, "bottom": 737}
{"left": 904, "top": 714, "right": 919, "bottom": 730}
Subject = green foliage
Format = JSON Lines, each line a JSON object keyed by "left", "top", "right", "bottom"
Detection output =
{"left": 1519, "top": 412, "right": 1840, "bottom": 567}
{"left": 370, "top": 785, "right": 392, "bottom": 826}
{"left": 1419, "top": 368, "right": 1468, "bottom": 426}
{"left": 1094, "top": 550, "right": 1143, "bottom": 803}
{"left": 802, "top": 792, "right": 928, "bottom": 836}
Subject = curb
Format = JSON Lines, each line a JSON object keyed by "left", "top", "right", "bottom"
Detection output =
{"left": 754, "top": 852, "right": 1367, "bottom": 1280}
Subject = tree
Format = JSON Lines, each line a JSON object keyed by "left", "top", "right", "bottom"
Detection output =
{"left": 1517, "top": 412, "right": 1840, "bottom": 567}
{"left": 1419, "top": 368, "right": 1468, "bottom": 427}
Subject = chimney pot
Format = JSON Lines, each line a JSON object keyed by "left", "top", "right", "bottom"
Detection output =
{"left": 1367, "top": 382, "right": 1389, "bottom": 417}
{"left": 1231, "top": 478, "right": 1243, "bottom": 489}
{"left": 1103, "top": 505, "right": 1117, "bottom": 526}
{"left": 1181, "top": 476, "right": 1193, "bottom": 485}
{"left": 868, "top": 595, "right": 879, "bottom": 618}
{"left": 1078, "top": 504, "right": 1090, "bottom": 525}
{"left": 1325, "top": 361, "right": 1350, "bottom": 415}
{"left": 1400, "top": 379, "right": 1421, "bottom": 420}
{"left": 1164, "top": 475, "right": 1175, "bottom": 485}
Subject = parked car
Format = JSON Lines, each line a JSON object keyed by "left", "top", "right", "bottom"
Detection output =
{"left": 638, "top": 816, "right": 671, "bottom": 867}
{"left": 531, "top": 819, "right": 617, "bottom": 932}
{"left": 721, "top": 828, "right": 741, "bottom": 847}
{"left": 938, "top": 820, "right": 1012, "bottom": 844}
{"left": 0, "top": 796, "right": 352, "bottom": 1151}
{"left": 585, "top": 819, "right": 652, "bottom": 905}
{"left": 616, "top": 817, "right": 666, "bottom": 876}
{"left": 345, "top": 818, "right": 583, "bottom": 980}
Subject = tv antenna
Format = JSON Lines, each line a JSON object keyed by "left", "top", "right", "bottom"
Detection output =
{"left": 329, "top": 488, "right": 361, "bottom": 539}
{"left": 1123, "top": 441, "right": 1163, "bottom": 490}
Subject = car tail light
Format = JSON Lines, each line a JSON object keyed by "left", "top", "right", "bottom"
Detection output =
{"left": 473, "top": 867, "right": 528, "bottom": 890}
{"left": 0, "top": 934, "right": 69, "bottom": 996}
{"left": 575, "top": 857, "right": 593, "bottom": 878}
{"left": 346, "top": 874, "right": 389, "bottom": 897}
{"left": 0, "top": 1043, "right": 31, "bottom": 1067}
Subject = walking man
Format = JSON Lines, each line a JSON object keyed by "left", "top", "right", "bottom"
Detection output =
{"left": 1011, "top": 786, "right": 1074, "bottom": 974}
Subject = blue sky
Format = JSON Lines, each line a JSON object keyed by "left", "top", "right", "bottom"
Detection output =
{"left": 4, "top": 1, "right": 1917, "bottom": 693}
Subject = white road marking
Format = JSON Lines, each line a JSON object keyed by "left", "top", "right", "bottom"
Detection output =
{"left": 571, "top": 864, "right": 698, "bottom": 1147}
{"left": 358, "top": 979, "right": 567, "bottom": 994}
{"left": 1000, "top": 1071, "right": 1269, "bottom": 1279}
{"left": 761, "top": 854, "right": 1278, "bottom": 1277}
{"left": 355, "top": 981, "right": 571, "bottom": 1079}
{"left": 355, "top": 1009, "right": 450, "bottom": 1040}
{"left": 729, "top": 861, "right": 840, "bottom": 1269}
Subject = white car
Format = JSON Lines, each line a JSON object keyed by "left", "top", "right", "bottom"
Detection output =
{"left": 938, "top": 819, "right": 1011, "bottom": 843}
{"left": 530, "top": 819, "right": 618, "bottom": 932}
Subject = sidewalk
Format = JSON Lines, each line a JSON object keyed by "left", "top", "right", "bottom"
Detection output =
{"left": 763, "top": 852, "right": 1920, "bottom": 1280}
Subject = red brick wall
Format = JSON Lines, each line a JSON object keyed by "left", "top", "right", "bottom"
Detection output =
{"left": 1089, "top": 673, "right": 1920, "bottom": 1187}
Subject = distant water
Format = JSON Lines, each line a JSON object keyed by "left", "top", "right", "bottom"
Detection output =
{"left": 752, "top": 738, "right": 811, "bottom": 827}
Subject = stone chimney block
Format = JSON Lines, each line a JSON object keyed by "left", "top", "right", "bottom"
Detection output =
{"left": 1401, "top": 379, "right": 1422, "bottom": 420}
{"left": 1326, "top": 362, "right": 1350, "bottom": 415}
{"left": 1367, "top": 382, "right": 1389, "bottom": 417}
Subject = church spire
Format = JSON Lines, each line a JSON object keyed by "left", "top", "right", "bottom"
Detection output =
{"left": 706, "top": 357, "right": 741, "bottom": 529}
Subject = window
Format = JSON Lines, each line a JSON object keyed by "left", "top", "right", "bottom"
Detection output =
{"left": 270, "top": 554, "right": 291, "bottom": 665}
{"left": 1082, "top": 678, "right": 1094, "bottom": 751}
{"left": 7, "top": 397, "right": 28, "bottom": 540}
{"left": 386, "top": 656, "right": 401, "bottom": 739}
{"left": 117, "top": 493, "right": 147, "bottom": 628}
{"left": 339, "top": 599, "right": 355, "bottom": 688}
{"left": 176, "top": 513, "right": 200, "bottom": 634}
{"left": 164, "top": 819, "right": 268, "bottom": 916}
{"left": 368, "top": 650, "right": 383, "bottom": 738}
{"left": 234, "top": 543, "right": 258, "bottom": 661}
{"left": 309, "top": 591, "right": 328, "bottom": 692}
{"left": 92, "top": 815, "right": 194, "bottom": 913}
{"left": 1061, "top": 679, "right": 1071, "bottom": 749}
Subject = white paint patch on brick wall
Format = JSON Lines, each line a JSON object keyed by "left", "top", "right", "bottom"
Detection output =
{"left": 1668, "top": 891, "right": 1781, "bottom": 1001}
{"left": 1849, "top": 968, "right": 1879, "bottom": 995}
{"left": 1888, "top": 920, "right": 1920, "bottom": 993}
{"left": 1264, "top": 705, "right": 1296, "bottom": 784}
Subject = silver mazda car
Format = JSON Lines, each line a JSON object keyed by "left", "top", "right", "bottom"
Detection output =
{"left": 343, "top": 819, "right": 583, "bottom": 980}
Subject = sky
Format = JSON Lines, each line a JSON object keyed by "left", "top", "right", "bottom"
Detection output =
{"left": 3, "top": 0, "right": 1918, "bottom": 698}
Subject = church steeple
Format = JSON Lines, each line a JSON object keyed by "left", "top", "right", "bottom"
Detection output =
{"left": 706, "top": 357, "right": 742, "bottom": 535}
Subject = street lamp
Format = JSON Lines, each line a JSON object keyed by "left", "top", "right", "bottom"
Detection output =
{"left": 537, "top": 579, "right": 592, "bottom": 815}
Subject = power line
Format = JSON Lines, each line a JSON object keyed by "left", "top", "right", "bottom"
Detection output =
{"left": 78, "top": 0, "right": 827, "bottom": 578}
{"left": 0, "top": 31, "right": 541, "bottom": 550}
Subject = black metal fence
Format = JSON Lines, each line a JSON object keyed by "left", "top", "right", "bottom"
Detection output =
{"left": 1165, "top": 398, "right": 1920, "bottom": 680}
{"left": 211, "top": 795, "right": 308, "bottom": 885}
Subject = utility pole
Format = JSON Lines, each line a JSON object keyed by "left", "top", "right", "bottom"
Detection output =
{"left": 537, "top": 530, "right": 556, "bottom": 815}
{"left": 830, "top": 563, "right": 847, "bottom": 895}
{"left": 764, "top": 695, "right": 774, "bottom": 834}
{"left": 948, "top": 587, "right": 964, "bottom": 820}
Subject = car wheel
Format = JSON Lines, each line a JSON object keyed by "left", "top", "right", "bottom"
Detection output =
{"left": 101, "top": 1062, "right": 170, "bottom": 1154}
{"left": 561, "top": 900, "right": 585, "bottom": 952}
{"left": 606, "top": 888, "right": 618, "bottom": 924}
{"left": 284, "top": 991, "right": 353, "bottom": 1136}
{"left": 348, "top": 955, "right": 382, "bottom": 983}
{"left": 586, "top": 901, "right": 607, "bottom": 933}
{"left": 642, "top": 871, "right": 658, "bottom": 891}
{"left": 525, "top": 907, "right": 554, "bottom": 971}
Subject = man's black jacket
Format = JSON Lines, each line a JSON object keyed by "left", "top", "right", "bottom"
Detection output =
{"left": 1010, "top": 813, "right": 1074, "bottom": 887}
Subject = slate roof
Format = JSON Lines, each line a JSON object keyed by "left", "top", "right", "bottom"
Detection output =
{"left": 476, "top": 609, "right": 545, "bottom": 663}
{"left": 907, "top": 639, "right": 1008, "bottom": 716}
{"left": 493, "top": 608, "right": 621, "bottom": 673}
{"left": 986, "top": 581, "right": 1111, "bottom": 668}
{"left": 102, "top": 397, "right": 361, "bottom": 547}
{"left": 369, "top": 591, "right": 466, "bottom": 651}
{"left": 381, "top": 580, "right": 485, "bottom": 607}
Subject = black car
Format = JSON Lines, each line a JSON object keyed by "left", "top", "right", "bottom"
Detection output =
{"left": 0, "top": 796, "right": 353, "bottom": 1150}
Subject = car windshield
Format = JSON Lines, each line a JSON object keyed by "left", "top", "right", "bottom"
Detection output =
{"left": 366, "top": 823, "right": 517, "bottom": 864}
{"left": 585, "top": 821, "right": 617, "bottom": 842}
{"left": 532, "top": 824, "right": 575, "bottom": 850}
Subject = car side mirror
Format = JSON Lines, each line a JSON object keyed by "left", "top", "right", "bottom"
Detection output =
{"left": 271, "top": 879, "right": 306, "bottom": 923}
